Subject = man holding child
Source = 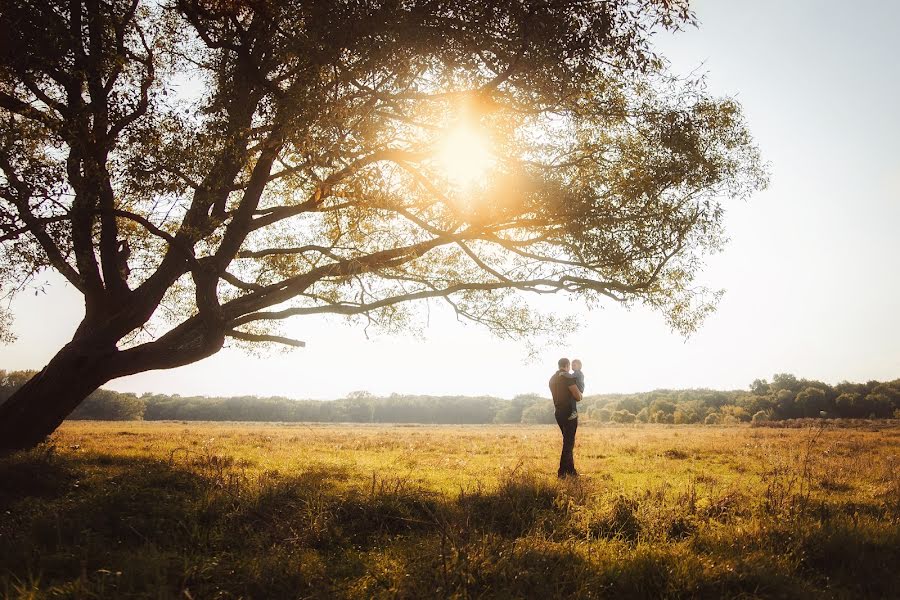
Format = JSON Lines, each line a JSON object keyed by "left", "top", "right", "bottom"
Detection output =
{"left": 549, "top": 358, "right": 585, "bottom": 478}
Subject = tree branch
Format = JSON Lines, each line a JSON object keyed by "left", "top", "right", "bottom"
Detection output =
{"left": 249, "top": 148, "right": 427, "bottom": 231}
{"left": 226, "top": 329, "right": 306, "bottom": 348}
{"left": 0, "top": 92, "right": 61, "bottom": 129}
{"left": 237, "top": 244, "right": 344, "bottom": 261}
{"left": 228, "top": 276, "right": 621, "bottom": 328}
{"left": 0, "top": 157, "right": 84, "bottom": 291}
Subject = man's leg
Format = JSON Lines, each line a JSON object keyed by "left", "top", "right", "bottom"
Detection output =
{"left": 564, "top": 417, "right": 578, "bottom": 476}
{"left": 558, "top": 417, "right": 577, "bottom": 476}
{"left": 555, "top": 412, "right": 568, "bottom": 477}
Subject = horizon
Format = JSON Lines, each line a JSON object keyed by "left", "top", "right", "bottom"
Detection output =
{"left": 5, "top": 364, "right": 893, "bottom": 402}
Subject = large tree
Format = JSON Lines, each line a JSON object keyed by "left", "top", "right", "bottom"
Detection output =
{"left": 0, "top": 0, "right": 765, "bottom": 450}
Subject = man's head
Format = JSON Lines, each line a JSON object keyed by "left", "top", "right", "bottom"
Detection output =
{"left": 572, "top": 359, "right": 582, "bottom": 371}
{"left": 558, "top": 357, "right": 570, "bottom": 371}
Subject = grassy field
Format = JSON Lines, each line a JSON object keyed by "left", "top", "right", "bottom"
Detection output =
{"left": 1, "top": 421, "right": 899, "bottom": 599}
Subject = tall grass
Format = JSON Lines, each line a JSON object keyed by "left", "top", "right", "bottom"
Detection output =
{"left": 1, "top": 422, "right": 898, "bottom": 598}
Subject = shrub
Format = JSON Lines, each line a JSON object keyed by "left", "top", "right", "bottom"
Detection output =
{"left": 612, "top": 409, "right": 636, "bottom": 424}
{"left": 752, "top": 410, "right": 770, "bottom": 423}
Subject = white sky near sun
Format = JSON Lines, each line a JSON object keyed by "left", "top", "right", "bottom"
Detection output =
{"left": 1, "top": 0, "right": 898, "bottom": 399}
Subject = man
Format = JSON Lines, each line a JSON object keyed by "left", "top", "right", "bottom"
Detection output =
{"left": 549, "top": 358, "right": 583, "bottom": 478}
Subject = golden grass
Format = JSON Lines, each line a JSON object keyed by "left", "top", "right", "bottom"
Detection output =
{"left": 2, "top": 421, "right": 898, "bottom": 599}
{"left": 51, "top": 420, "right": 900, "bottom": 498}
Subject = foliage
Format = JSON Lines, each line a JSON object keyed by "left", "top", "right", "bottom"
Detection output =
{"left": 68, "top": 389, "right": 145, "bottom": 421}
{"left": 611, "top": 408, "right": 636, "bottom": 423}
{"left": 519, "top": 402, "right": 555, "bottom": 424}
{"left": 0, "top": 369, "right": 35, "bottom": 399}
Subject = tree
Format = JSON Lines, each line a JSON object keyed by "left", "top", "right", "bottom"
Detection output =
{"left": 750, "top": 378, "right": 770, "bottom": 396}
{"left": 611, "top": 409, "right": 635, "bottom": 423}
{"left": 736, "top": 392, "right": 772, "bottom": 416}
{"left": 494, "top": 394, "right": 537, "bottom": 424}
{"left": 794, "top": 386, "right": 827, "bottom": 418}
{"left": 719, "top": 404, "right": 750, "bottom": 422}
{"left": 770, "top": 373, "right": 801, "bottom": 394}
{"left": 520, "top": 403, "right": 554, "bottom": 425}
{"left": 0, "top": 369, "right": 37, "bottom": 402}
{"left": 68, "top": 388, "right": 145, "bottom": 420}
{"left": 617, "top": 395, "right": 646, "bottom": 415}
{"left": 864, "top": 392, "right": 894, "bottom": 419}
{"left": 593, "top": 406, "right": 613, "bottom": 423}
{"left": 834, "top": 392, "right": 863, "bottom": 418}
{"left": 773, "top": 389, "right": 797, "bottom": 419}
{"left": 649, "top": 399, "right": 677, "bottom": 418}
{"left": 0, "top": 0, "right": 765, "bottom": 450}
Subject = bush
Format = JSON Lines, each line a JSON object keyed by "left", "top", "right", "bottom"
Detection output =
{"left": 612, "top": 409, "right": 636, "bottom": 424}
{"left": 752, "top": 410, "right": 770, "bottom": 423}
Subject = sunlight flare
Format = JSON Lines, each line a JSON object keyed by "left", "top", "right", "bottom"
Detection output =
{"left": 435, "top": 124, "right": 494, "bottom": 189}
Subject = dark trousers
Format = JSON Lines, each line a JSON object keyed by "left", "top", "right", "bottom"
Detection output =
{"left": 555, "top": 412, "right": 578, "bottom": 477}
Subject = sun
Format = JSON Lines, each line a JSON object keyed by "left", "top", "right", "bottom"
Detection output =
{"left": 435, "top": 124, "right": 494, "bottom": 189}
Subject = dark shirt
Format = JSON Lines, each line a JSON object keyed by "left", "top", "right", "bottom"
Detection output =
{"left": 549, "top": 370, "right": 577, "bottom": 415}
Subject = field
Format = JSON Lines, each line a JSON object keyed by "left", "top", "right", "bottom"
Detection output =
{"left": 2, "top": 422, "right": 899, "bottom": 599}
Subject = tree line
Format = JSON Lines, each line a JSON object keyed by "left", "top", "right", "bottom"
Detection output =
{"left": 2, "top": 370, "right": 898, "bottom": 425}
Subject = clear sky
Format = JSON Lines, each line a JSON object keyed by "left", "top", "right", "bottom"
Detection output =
{"left": 1, "top": 0, "right": 898, "bottom": 399}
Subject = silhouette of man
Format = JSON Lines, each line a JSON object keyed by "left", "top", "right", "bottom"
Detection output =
{"left": 549, "top": 357, "right": 583, "bottom": 478}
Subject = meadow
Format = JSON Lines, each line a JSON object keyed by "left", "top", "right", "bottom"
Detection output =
{"left": 1, "top": 421, "right": 899, "bottom": 599}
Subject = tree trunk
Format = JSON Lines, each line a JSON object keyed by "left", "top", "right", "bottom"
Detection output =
{"left": 0, "top": 339, "right": 115, "bottom": 451}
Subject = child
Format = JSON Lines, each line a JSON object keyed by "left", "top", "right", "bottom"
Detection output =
{"left": 563, "top": 359, "right": 584, "bottom": 420}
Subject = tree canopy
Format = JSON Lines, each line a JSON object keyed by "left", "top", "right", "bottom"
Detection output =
{"left": 0, "top": 0, "right": 766, "bottom": 449}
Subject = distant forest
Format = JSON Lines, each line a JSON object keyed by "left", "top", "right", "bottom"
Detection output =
{"left": 2, "top": 370, "right": 899, "bottom": 425}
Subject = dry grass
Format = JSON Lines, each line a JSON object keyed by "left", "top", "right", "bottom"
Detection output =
{"left": 1, "top": 421, "right": 898, "bottom": 599}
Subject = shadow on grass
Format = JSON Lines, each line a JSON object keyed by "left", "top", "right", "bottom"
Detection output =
{"left": 1, "top": 446, "right": 899, "bottom": 599}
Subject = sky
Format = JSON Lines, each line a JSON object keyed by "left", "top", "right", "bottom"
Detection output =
{"left": 1, "top": 0, "right": 898, "bottom": 399}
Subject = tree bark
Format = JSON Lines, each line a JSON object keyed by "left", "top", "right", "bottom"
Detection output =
{"left": 0, "top": 338, "right": 116, "bottom": 451}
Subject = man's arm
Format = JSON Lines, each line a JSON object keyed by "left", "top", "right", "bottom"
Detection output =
{"left": 568, "top": 384, "right": 583, "bottom": 402}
